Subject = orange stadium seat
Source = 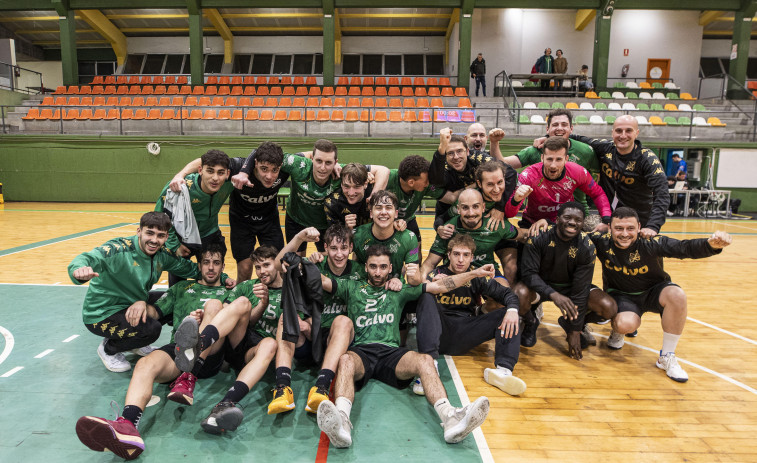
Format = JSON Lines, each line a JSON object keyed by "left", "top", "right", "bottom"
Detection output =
{"left": 292, "top": 97, "right": 305, "bottom": 107}
{"left": 244, "top": 87, "right": 256, "bottom": 96}
{"left": 252, "top": 97, "right": 265, "bottom": 106}
{"left": 243, "top": 76, "right": 255, "bottom": 85}
{"left": 416, "top": 98, "right": 429, "bottom": 108}
{"left": 413, "top": 77, "right": 425, "bottom": 87}
{"left": 349, "top": 77, "right": 361, "bottom": 86}
{"left": 154, "top": 86, "right": 166, "bottom": 95}
{"left": 441, "top": 87, "right": 454, "bottom": 97}
{"left": 219, "top": 77, "right": 231, "bottom": 85}
{"left": 306, "top": 97, "right": 319, "bottom": 107}
{"left": 266, "top": 98, "right": 279, "bottom": 107}
{"left": 80, "top": 96, "right": 93, "bottom": 105}
{"left": 144, "top": 97, "right": 158, "bottom": 106}
{"left": 363, "top": 77, "right": 375, "bottom": 86}
{"left": 212, "top": 97, "right": 225, "bottom": 106}
{"left": 67, "top": 96, "right": 80, "bottom": 106}
{"left": 296, "top": 87, "right": 308, "bottom": 96}
{"left": 152, "top": 76, "right": 164, "bottom": 85}
{"left": 205, "top": 86, "right": 218, "bottom": 96}
{"left": 41, "top": 96, "right": 54, "bottom": 105}
{"left": 306, "top": 110, "right": 316, "bottom": 121}
{"left": 345, "top": 110, "right": 359, "bottom": 122}
{"left": 333, "top": 97, "right": 347, "bottom": 107}
{"left": 179, "top": 86, "right": 191, "bottom": 95}
{"left": 322, "top": 87, "right": 335, "bottom": 96}
{"left": 91, "top": 86, "right": 104, "bottom": 94}
{"left": 268, "top": 76, "right": 280, "bottom": 85}
{"left": 403, "top": 110, "right": 417, "bottom": 122}
{"left": 361, "top": 98, "right": 374, "bottom": 108}
{"left": 389, "top": 98, "right": 402, "bottom": 108}
{"left": 400, "top": 77, "right": 411, "bottom": 86}
{"left": 361, "top": 87, "right": 374, "bottom": 96}
{"left": 146, "top": 109, "right": 161, "bottom": 120}
{"left": 283, "top": 87, "right": 295, "bottom": 96}
{"left": 401, "top": 87, "right": 414, "bottom": 97}
{"left": 218, "top": 86, "right": 230, "bottom": 96}
{"left": 139, "top": 76, "right": 151, "bottom": 85}
{"left": 288, "top": 110, "right": 302, "bottom": 121}
{"left": 331, "top": 110, "right": 345, "bottom": 122}
{"left": 104, "top": 86, "right": 117, "bottom": 94}
{"left": 454, "top": 88, "right": 468, "bottom": 97}
{"left": 293, "top": 76, "right": 305, "bottom": 86}
{"left": 245, "top": 109, "right": 259, "bottom": 120}
{"left": 305, "top": 77, "right": 317, "bottom": 86}
{"left": 348, "top": 87, "right": 360, "bottom": 96}
{"left": 430, "top": 98, "right": 444, "bottom": 108}
{"left": 375, "top": 77, "right": 387, "bottom": 86}
{"left": 91, "top": 109, "right": 105, "bottom": 120}
{"left": 403, "top": 99, "right": 416, "bottom": 108}
{"left": 231, "top": 109, "right": 243, "bottom": 120}
{"left": 375, "top": 87, "right": 388, "bottom": 96}
{"left": 274, "top": 110, "right": 289, "bottom": 121}
{"left": 389, "top": 110, "right": 402, "bottom": 122}
{"left": 337, "top": 77, "right": 349, "bottom": 86}
{"left": 375, "top": 98, "right": 388, "bottom": 107}
{"left": 198, "top": 97, "right": 211, "bottom": 106}
{"left": 22, "top": 108, "right": 39, "bottom": 120}
{"left": 279, "top": 97, "right": 292, "bottom": 107}
{"left": 458, "top": 98, "right": 472, "bottom": 108}
{"left": 118, "top": 97, "right": 132, "bottom": 106}
{"left": 373, "top": 110, "right": 388, "bottom": 122}
{"left": 156, "top": 97, "right": 170, "bottom": 106}
{"left": 316, "top": 110, "right": 330, "bottom": 121}
{"left": 439, "top": 77, "right": 451, "bottom": 86}
{"left": 419, "top": 110, "right": 431, "bottom": 122}
{"left": 128, "top": 86, "right": 141, "bottom": 95}
{"left": 270, "top": 87, "right": 282, "bottom": 96}
{"left": 185, "top": 96, "right": 198, "bottom": 106}
{"left": 259, "top": 109, "right": 274, "bottom": 121}
{"left": 105, "top": 97, "right": 118, "bottom": 106}
{"left": 347, "top": 98, "right": 360, "bottom": 108}
{"left": 192, "top": 86, "right": 205, "bottom": 95}
{"left": 141, "top": 86, "right": 154, "bottom": 95}
{"left": 360, "top": 110, "right": 371, "bottom": 122}
{"left": 335, "top": 87, "right": 348, "bottom": 96}
{"left": 388, "top": 77, "right": 400, "bottom": 86}
{"left": 238, "top": 97, "right": 252, "bottom": 106}
{"left": 201, "top": 109, "right": 216, "bottom": 120}
{"left": 320, "top": 98, "right": 333, "bottom": 107}
{"left": 427, "top": 77, "right": 439, "bottom": 86}
{"left": 161, "top": 109, "right": 177, "bottom": 120}
{"left": 308, "top": 87, "right": 321, "bottom": 96}
{"left": 132, "top": 109, "right": 148, "bottom": 120}
{"left": 414, "top": 87, "right": 427, "bottom": 97}
{"left": 388, "top": 87, "right": 401, "bottom": 96}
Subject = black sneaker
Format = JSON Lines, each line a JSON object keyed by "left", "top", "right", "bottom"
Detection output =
{"left": 520, "top": 318, "right": 540, "bottom": 347}
{"left": 201, "top": 401, "right": 244, "bottom": 434}
{"left": 557, "top": 316, "right": 588, "bottom": 349}
{"left": 625, "top": 330, "right": 638, "bottom": 338}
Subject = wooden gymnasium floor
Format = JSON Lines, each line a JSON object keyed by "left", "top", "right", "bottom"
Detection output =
{"left": 1, "top": 202, "right": 756, "bottom": 463}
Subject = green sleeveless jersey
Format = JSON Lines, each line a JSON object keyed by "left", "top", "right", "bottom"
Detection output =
{"left": 352, "top": 223, "right": 419, "bottom": 280}
{"left": 281, "top": 153, "right": 342, "bottom": 229}
{"left": 429, "top": 216, "right": 518, "bottom": 272}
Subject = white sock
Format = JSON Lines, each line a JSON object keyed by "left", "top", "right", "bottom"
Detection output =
{"left": 335, "top": 396, "right": 352, "bottom": 419}
{"left": 434, "top": 359, "right": 439, "bottom": 374}
{"left": 661, "top": 332, "right": 681, "bottom": 355}
{"left": 434, "top": 398, "right": 453, "bottom": 421}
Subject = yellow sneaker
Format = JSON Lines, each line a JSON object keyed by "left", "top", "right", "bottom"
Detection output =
{"left": 305, "top": 386, "right": 330, "bottom": 413}
{"left": 267, "top": 386, "right": 295, "bottom": 415}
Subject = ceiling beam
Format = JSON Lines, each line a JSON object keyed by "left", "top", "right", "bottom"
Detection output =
{"left": 338, "top": 13, "right": 452, "bottom": 19}
{"left": 445, "top": 7, "right": 459, "bottom": 65}
{"left": 575, "top": 9, "right": 596, "bottom": 30}
{"left": 339, "top": 27, "right": 447, "bottom": 32}
{"left": 699, "top": 10, "right": 725, "bottom": 25}
{"left": 77, "top": 9, "right": 127, "bottom": 65}
{"left": 205, "top": 8, "right": 234, "bottom": 64}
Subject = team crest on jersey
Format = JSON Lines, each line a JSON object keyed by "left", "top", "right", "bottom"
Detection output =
{"left": 333, "top": 193, "right": 340, "bottom": 199}
{"left": 301, "top": 183, "right": 309, "bottom": 191}
{"left": 548, "top": 241, "right": 555, "bottom": 247}
{"left": 216, "top": 289, "right": 225, "bottom": 295}
{"left": 187, "top": 288, "right": 195, "bottom": 293}
{"left": 102, "top": 245, "right": 111, "bottom": 254}
{"left": 608, "top": 248, "right": 615, "bottom": 256}
{"left": 342, "top": 208, "right": 351, "bottom": 214}
{"left": 132, "top": 261, "right": 139, "bottom": 266}
{"left": 124, "top": 239, "right": 132, "bottom": 247}
{"left": 654, "top": 168, "right": 664, "bottom": 174}
{"left": 625, "top": 161, "right": 636, "bottom": 172}
{"left": 604, "top": 152, "right": 613, "bottom": 160}
{"left": 117, "top": 328, "right": 127, "bottom": 338}
{"left": 192, "top": 198, "right": 201, "bottom": 204}
{"left": 652, "top": 159, "right": 661, "bottom": 166}
{"left": 389, "top": 243, "right": 399, "bottom": 253}
{"left": 629, "top": 251, "right": 641, "bottom": 263}
{"left": 527, "top": 238, "right": 533, "bottom": 245}
{"left": 568, "top": 246, "right": 578, "bottom": 258}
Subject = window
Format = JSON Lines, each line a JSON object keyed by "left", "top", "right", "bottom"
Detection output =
{"left": 78, "top": 61, "right": 96, "bottom": 77}
{"left": 362, "top": 54, "right": 382, "bottom": 74}
{"left": 426, "top": 54, "right": 444, "bottom": 75}
{"left": 164, "top": 55, "right": 184, "bottom": 74}
{"left": 385, "top": 55, "right": 402, "bottom": 75}
{"left": 292, "top": 54, "right": 314, "bottom": 74}
{"left": 719, "top": 58, "right": 730, "bottom": 75}
{"left": 403, "top": 54, "right": 424, "bottom": 75}
{"left": 273, "top": 55, "right": 293, "bottom": 74}
{"left": 748, "top": 58, "right": 757, "bottom": 79}
{"left": 342, "top": 55, "right": 360, "bottom": 74}
{"left": 124, "top": 55, "right": 144, "bottom": 74}
{"left": 699, "top": 58, "right": 722, "bottom": 78}
{"left": 96, "top": 62, "right": 115, "bottom": 76}
{"left": 182, "top": 55, "right": 192, "bottom": 74}
{"left": 205, "top": 55, "right": 224, "bottom": 74}
{"left": 233, "top": 55, "right": 251, "bottom": 74}
{"left": 143, "top": 54, "right": 166, "bottom": 74}
{"left": 314, "top": 54, "right": 323, "bottom": 74}
{"left": 251, "top": 54, "right": 273, "bottom": 74}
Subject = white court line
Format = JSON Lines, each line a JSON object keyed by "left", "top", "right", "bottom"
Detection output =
{"left": 686, "top": 317, "right": 757, "bottom": 346}
{"left": 444, "top": 355, "right": 495, "bottom": 463}
{"left": 62, "top": 335, "right": 79, "bottom": 343}
{"left": 711, "top": 221, "right": 757, "bottom": 232}
{"left": 34, "top": 349, "right": 54, "bottom": 359}
{"left": 543, "top": 322, "right": 757, "bottom": 395}
{"left": 52, "top": 282, "right": 61, "bottom": 285}
{"left": 1, "top": 366, "right": 23, "bottom": 377}
{"left": 0, "top": 325, "right": 14, "bottom": 365}
{"left": 0, "top": 223, "right": 134, "bottom": 258}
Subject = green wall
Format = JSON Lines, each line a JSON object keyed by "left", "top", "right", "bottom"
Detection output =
{"left": 1, "top": 134, "right": 756, "bottom": 211}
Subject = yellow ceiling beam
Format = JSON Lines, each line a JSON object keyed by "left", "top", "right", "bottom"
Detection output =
{"left": 78, "top": 9, "right": 128, "bottom": 66}
{"left": 221, "top": 13, "right": 322, "bottom": 19}
{"left": 338, "top": 13, "right": 451, "bottom": 19}
{"left": 205, "top": 8, "right": 233, "bottom": 64}
{"left": 334, "top": 8, "right": 342, "bottom": 65}
{"left": 340, "top": 26, "right": 446, "bottom": 32}
{"left": 709, "top": 16, "right": 756, "bottom": 21}
{"left": 227, "top": 26, "right": 323, "bottom": 32}
{"left": 699, "top": 10, "right": 725, "bottom": 26}
{"left": 703, "top": 29, "right": 757, "bottom": 35}
{"left": 575, "top": 9, "right": 596, "bottom": 31}
{"left": 445, "top": 8, "right": 459, "bottom": 65}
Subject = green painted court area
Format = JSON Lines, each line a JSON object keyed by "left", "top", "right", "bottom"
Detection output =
{"left": 0, "top": 284, "right": 486, "bottom": 462}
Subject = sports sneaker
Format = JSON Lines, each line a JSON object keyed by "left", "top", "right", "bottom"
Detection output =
{"left": 75, "top": 415, "right": 144, "bottom": 460}
{"left": 626, "top": 329, "right": 638, "bottom": 337}
{"left": 412, "top": 377, "right": 425, "bottom": 396}
{"left": 534, "top": 303, "right": 544, "bottom": 321}
{"left": 174, "top": 316, "right": 200, "bottom": 373}
{"left": 201, "top": 401, "right": 244, "bottom": 434}
{"left": 656, "top": 352, "right": 689, "bottom": 382}
{"left": 167, "top": 372, "right": 197, "bottom": 405}
{"left": 98, "top": 339, "right": 131, "bottom": 373}
{"left": 520, "top": 318, "right": 539, "bottom": 347}
{"left": 317, "top": 400, "right": 353, "bottom": 448}
{"left": 442, "top": 396, "right": 490, "bottom": 444}
{"left": 130, "top": 345, "right": 157, "bottom": 357}
{"left": 267, "top": 386, "right": 295, "bottom": 414}
{"left": 483, "top": 367, "right": 526, "bottom": 396}
{"left": 581, "top": 324, "right": 597, "bottom": 346}
{"left": 607, "top": 330, "right": 625, "bottom": 350}
{"left": 305, "top": 386, "right": 330, "bottom": 413}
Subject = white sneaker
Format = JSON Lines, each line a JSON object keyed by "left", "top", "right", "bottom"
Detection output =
{"left": 483, "top": 367, "right": 527, "bottom": 396}
{"left": 534, "top": 303, "right": 544, "bottom": 321}
{"left": 412, "top": 378, "right": 425, "bottom": 396}
{"left": 442, "top": 396, "right": 490, "bottom": 444}
{"left": 317, "top": 400, "right": 353, "bottom": 448}
{"left": 656, "top": 352, "right": 689, "bottom": 382}
{"left": 97, "top": 339, "right": 131, "bottom": 372}
{"left": 130, "top": 345, "right": 157, "bottom": 357}
{"left": 607, "top": 330, "right": 625, "bottom": 350}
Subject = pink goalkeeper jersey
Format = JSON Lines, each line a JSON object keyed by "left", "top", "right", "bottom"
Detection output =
{"left": 506, "top": 161, "right": 611, "bottom": 224}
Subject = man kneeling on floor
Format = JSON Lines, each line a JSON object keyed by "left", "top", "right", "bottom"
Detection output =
{"left": 316, "top": 244, "right": 491, "bottom": 448}
{"left": 75, "top": 243, "right": 273, "bottom": 460}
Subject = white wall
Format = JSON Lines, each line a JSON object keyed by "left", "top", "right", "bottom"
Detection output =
{"left": 607, "top": 10, "right": 702, "bottom": 93}
{"left": 702, "top": 39, "right": 757, "bottom": 57}
{"left": 17, "top": 60, "right": 62, "bottom": 90}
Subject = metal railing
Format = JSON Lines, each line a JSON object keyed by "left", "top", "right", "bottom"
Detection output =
{"left": 0, "top": 61, "right": 44, "bottom": 94}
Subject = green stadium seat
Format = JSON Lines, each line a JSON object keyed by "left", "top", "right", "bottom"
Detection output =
{"left": 664, "top": 116, "right": 680, "bottom": 126}
{"left": 598, "top": 91, "right": 612, "bottom": 99}
{"left": 667, "top": 92, "right": 680, "bottom": 100}
{"left": 652, "top": 82, "right": 663, "bottom": 89}
{"left": 575, "top": 115, "right": 590, "bottom": 124}
{"left": 524, "top": 81, "right": 536, "bottom": 88}
{"left": 693, "top": 104, "right": 707, "bottom": 111}
{"left": 594, "top": 102, "right": 607, "bottom": 110}
{"left": 551, "top": 102, "right": 565, "bottom": 109}
{"left": 636, "top": 103, "right": 650, "bottom": 111}
{"left": 604, "top": 115, "right": 616, "bottom": 124}
{"left": 519, "top": 114, "right": 530, "bottom": 124}
{"left": 537, "top": 102, "right": 550, "bottom": 109}
{"left": 678, "top": 116, "right": 692, "bottom": 125}
{"left": 614, "top": 82, "right": 627, "bottom": 88}
{"left": 626, "top": 92, "right": 639, "bottom": 99}
{"left": 650, "top": 103, "right": 664, "bottom": 111}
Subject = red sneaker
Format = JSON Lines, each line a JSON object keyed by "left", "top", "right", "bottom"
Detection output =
{"left": 167, "top": 372, "right": 197, "bottom": 405}
{"left": 75, "top": 416, "right": 144, "bottom": 460}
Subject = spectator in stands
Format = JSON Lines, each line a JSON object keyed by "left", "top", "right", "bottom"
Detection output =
{"left": 534, "top": 48, "right": 554, "bottom": 90}
{"left": 554, "top": 50, "right": 568, "bottom": 91}
{"left": 470, "top": 53, "right": 487, "bottom": 97}
{"left": 671, "top": 153, "right": 688, "bottom": 176}
{"left": 578, "top": 65, "right": 593, "bottom": 92}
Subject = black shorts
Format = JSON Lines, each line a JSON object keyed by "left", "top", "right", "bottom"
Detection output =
{"left": 285, "top": 214, "right": 326, "bottom": 252}
{"left": 611, "top": 282, "right": 679, "bottom": 317}
{"left": 223, "top": 329, "right": 265, "bottom": 372}
{"left": 157, "top": 342, "right": 225, "bottom": 379}
{"left": 406, "top": 217, "right": 421, "bottom": 243}
{"left": 229, "top": 212, "right": 285, "bottom": 262}
{"left": 348, "top": 343, "right": 412, "bottom": 390}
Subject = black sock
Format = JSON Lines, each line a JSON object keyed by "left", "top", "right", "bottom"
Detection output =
{"left": 315, "top": 369, "right": 335, "bottom": 390}
{"left": 222, "top": 381, "right": 250, "bottom": 404}
{"left": 122, "top": 405, "right": 143, "bottom": 428}
{"left": 584, "top": 312, "right": 603, "bottom": 324}
{"left": 190, "top": 357, "right": 206, "bottom": 377}
{"left": 275, "top": 367, "right": 291, "bottom": 388}
{"left": 199, "top": 325, "right": 220, "bottom": 351}
{"left": 103, "top": 339, "right": 118, "bottom": 356}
